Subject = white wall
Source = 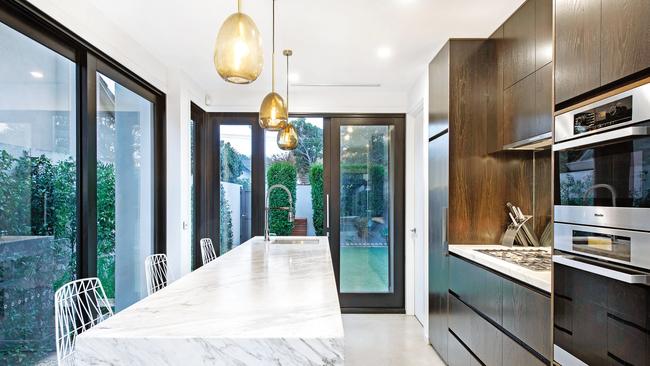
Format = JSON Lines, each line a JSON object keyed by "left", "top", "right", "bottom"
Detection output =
{"left": 165, "top": 70, "right": 207, "bottom": 280}
{"left": 204, "top": 86, "right": 408, "bottom": 114}
{"left": 405, "top": 69, "right": 428, "bottom": 333}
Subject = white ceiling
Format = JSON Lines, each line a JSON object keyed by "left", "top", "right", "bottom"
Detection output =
{"left": 86, "top": 0, "right": 524, "bottom": 110}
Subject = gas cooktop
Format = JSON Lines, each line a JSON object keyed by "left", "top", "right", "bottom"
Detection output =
{"left": 477, "top": 249, "right": 552, "bottom": 271}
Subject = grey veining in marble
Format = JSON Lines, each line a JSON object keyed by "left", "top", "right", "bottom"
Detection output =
{"left": 74, "top": 236, "right": 344, "bottom": 365}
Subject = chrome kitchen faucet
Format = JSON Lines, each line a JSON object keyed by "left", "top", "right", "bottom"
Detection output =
{"left": 264, "top": 184, "right": 294, "bottom": 242}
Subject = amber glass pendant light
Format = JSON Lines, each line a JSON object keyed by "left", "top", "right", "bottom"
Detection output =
{"left": 277, "top": 49, "right": 298, "bottom": 151}
{"left": 259, "top": 0, "right": 288, "bottom": 130}
{"left": 214, "top": 0, "right": 263, "bottom": 84}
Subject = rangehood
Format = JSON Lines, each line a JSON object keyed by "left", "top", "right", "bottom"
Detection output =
{"left": 503, "top": 132, "right": 552, "bottom": 150}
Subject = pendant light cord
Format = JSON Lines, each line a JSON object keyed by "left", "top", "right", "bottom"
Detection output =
{"left": 286, "top": 52, "right": 290, "bottom": 112}
{"left": 271, "top": 0, "right": 276, "bottom": 92}
{"left": 237, "top": 0, "right": 241, "bottom": 13}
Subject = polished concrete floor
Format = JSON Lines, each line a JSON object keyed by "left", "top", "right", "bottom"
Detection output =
{"left": 343, "top": 314, "right": 446, "bottom": 366}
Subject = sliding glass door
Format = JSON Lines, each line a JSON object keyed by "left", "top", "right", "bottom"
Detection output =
{"left": 0, "top": 19, "right": 77, "bottom": 364}
{"left": 328, "top": 117, "right": 405, "bottom": 309}
{"left": 96, "top": 72, "right": 154, "bottom": 311}
{"left": 0, "top": 3, "right": 166, "bottom": 362}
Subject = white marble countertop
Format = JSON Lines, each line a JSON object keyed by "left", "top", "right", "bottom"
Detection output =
{"left": 448, "top": 244, "right": 552, "bottom": 293}
{"left": 74, "top": 236, "right": 344, "bottom": 365}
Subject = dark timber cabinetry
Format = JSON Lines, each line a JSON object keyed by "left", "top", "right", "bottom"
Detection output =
{"left": 448, "top": 255, "right": 551, "bottom": 366}
{"left": 555, "top": 0, "right": 650, "bottom": 105}
{"left": 554, "top": 263, "right": 650, "bottom": 366}
{"left": 489, "top": 0, "right": 553, "bottom": 151}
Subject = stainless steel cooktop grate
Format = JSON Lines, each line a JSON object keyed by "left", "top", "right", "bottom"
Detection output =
{"left": 477, "top": 249, "right": 552, "bottom": 271}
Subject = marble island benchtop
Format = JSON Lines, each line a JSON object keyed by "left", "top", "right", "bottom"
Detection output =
{"left": 75, "top": 236, "right": 344, "bottom": 366}
{"left": 448, "top": 244, "right": 551, "bottom": 293}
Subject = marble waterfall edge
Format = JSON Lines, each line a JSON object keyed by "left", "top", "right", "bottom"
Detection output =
{"left": 74, "top": 236, "right": 344, "bottom": 365}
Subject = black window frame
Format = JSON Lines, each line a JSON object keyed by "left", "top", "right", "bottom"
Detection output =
{"left": 0, "top": 0, "right": 167, "bottom": 281}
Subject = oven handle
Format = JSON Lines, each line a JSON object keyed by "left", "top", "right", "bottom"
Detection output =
{"left": 553, "top": 255, "right": 650, "bottom": 285}
{"left": 552, "top": 126, "right": 650, "bottom": 151}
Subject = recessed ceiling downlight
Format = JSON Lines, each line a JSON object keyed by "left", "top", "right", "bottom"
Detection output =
{"left": 377, "top": 46, "right": 392, "bottom": 59}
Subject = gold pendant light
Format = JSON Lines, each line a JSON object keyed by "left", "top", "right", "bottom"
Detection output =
{"left": 214, "top": 0, "right": 263, "bottom": 84}
{"left": 277, "top": 49, "right": 298, "bottom": 151}
{"left": 259, "top": 0, "right": 287, "bottom": 130}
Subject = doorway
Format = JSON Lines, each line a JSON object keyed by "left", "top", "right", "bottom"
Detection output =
{"left": 409, "top": 103, "right": 427, "bottom": 325}
{"left": 192, "top": 113, "right": 405, "bottom": 311}
{"left": 327, "top": 116, "right": 405, "bottom": 310}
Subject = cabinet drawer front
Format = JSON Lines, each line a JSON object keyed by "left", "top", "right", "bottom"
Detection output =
{"left": 449, "top": 295, "right": 503, "bottom": 366}
{"left": 449, "top": 256, "right": 502, "bottom": 323}
{"left": 572, "top": 301, "right": 609, "bottom": 365}
{"left": 449, "top": 293, "right": 473, "bottom": 343}
{"left": 503, "top": 279, "right": 552, "bottom": 359}
{"left": 607, "top": 279, "right": 649, "bottom": 329}
{"left": 607, "top": 316, "right": 648, "bottom": 366}
{"left": 503, "top": 332, "right": 547, "bottom": 366}
{"left": 448, "top": 330, "right": 476, "bottom": 366}
{"left": 554, "top": 295, "right": 573, "bottom": 333}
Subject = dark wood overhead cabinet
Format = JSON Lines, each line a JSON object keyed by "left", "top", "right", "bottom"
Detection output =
{"left": 492, "top": 0, "right": 553, "bottom": 150}
{"left": 503, "top": 0, "right": 536, "bottom": 89}
{"left": 555, "top": 0, "right": 650, "bottom": 105}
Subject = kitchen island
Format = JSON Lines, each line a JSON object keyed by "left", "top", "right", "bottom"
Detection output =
{"left": 74, "top": 236, "right": 344, "bottom": 365}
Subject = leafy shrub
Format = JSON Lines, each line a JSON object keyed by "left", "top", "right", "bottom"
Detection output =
{"left": 219, "top": 183, "right": 233, "bottom": 253}
{"left": 96, "top": 162, "right": 116, "bottom": 298}
{"left": 309, "top": 164, "right": 324, "bottom": 235}
{"left": 339, "top": 163, "right": 385, "bottom": 218}
{"left": 267, "top": 162, "right": 296, "bottom": 236}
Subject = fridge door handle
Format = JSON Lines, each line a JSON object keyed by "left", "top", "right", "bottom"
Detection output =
{"left": 442, "top": 207, "right": 449, "bottom": 255}
{"left": 326, "top": 193, "right": 330, "bottom": 236}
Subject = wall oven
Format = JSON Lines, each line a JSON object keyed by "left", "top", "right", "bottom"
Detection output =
{"left": 552, "top": 82, "right": 650, "bottom": 366}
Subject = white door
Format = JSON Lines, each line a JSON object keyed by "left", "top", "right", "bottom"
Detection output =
{"left": 412, "top": 104, "right": 426, "bottom": 325}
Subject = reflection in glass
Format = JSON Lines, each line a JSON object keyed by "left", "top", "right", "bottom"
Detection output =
{"left": 0, "top": 21, "right": 76, "bottom": 364}
{"left": 219, "top": 125, "right": 252, "bottom": 254}
{"left": 339, "top": 125, "right": 393, "bottom": 293}
{"left": 264, "top": 118, "right": 324, "bottom": 236}
{"left": 96, "top": 73, "right": 153, "bottom": 312}
{"left": 557, "top": 137, "right": 650, "bottom": 207}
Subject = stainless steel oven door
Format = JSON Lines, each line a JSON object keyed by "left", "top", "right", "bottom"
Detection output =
{"left": 555, "top": 223, "right": 650, "bottom": 270}
{"left": 554, "top": 123, "right": 650, "bottom": 231}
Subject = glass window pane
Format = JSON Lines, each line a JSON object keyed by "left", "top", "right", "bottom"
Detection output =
{"left": 219, "top": 125, "right": 252, "bottom": 254}
{"left": 189, "top": 118, "right": 197, "bottom": 268}
{"left": 264, "top": 117, "right": 324, "bottom": 236}
{"left": 96, "top": 72, "right": 153, "bottom": 312}
{"left": 0, "top": 21, "right": 77, "bottom": 364}
{"left": 339, "top": 125, "right": 393, "bottom": 293}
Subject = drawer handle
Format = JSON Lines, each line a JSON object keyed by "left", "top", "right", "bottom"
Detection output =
{"left": 607, "top": 352, "right": 633, "bottom": 366}
{"left": 553, "top": 255, "right": 650, "bottom": 286}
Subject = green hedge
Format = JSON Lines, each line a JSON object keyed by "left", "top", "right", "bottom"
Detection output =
{"left": 340, "top": 163, "right": 385, "bottom": 218}
{"left": 309, "top": 164, "right": 324, "bottom": 235}
{"left": 267, "top": 162, "right": 296, "bottom": 236}
{"left": 219, "top": 183, "right": 234, "bottom": 253}
{"left": 0, "top": 151, "right": 116, "bottom": 297}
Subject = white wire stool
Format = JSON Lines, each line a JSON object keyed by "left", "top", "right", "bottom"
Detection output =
{"left": 54, "top": 277, "right": 113, "bottom": 365}
{"left": 144, "top": 253, "right": 168, "bottom": 296}
{"left": 200, "top": 237, "right": 217, "bottom": 265}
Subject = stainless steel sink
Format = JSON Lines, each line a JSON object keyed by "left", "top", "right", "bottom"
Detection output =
{"left": 271, "top": 238, "right": 320, "bottom": 245}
